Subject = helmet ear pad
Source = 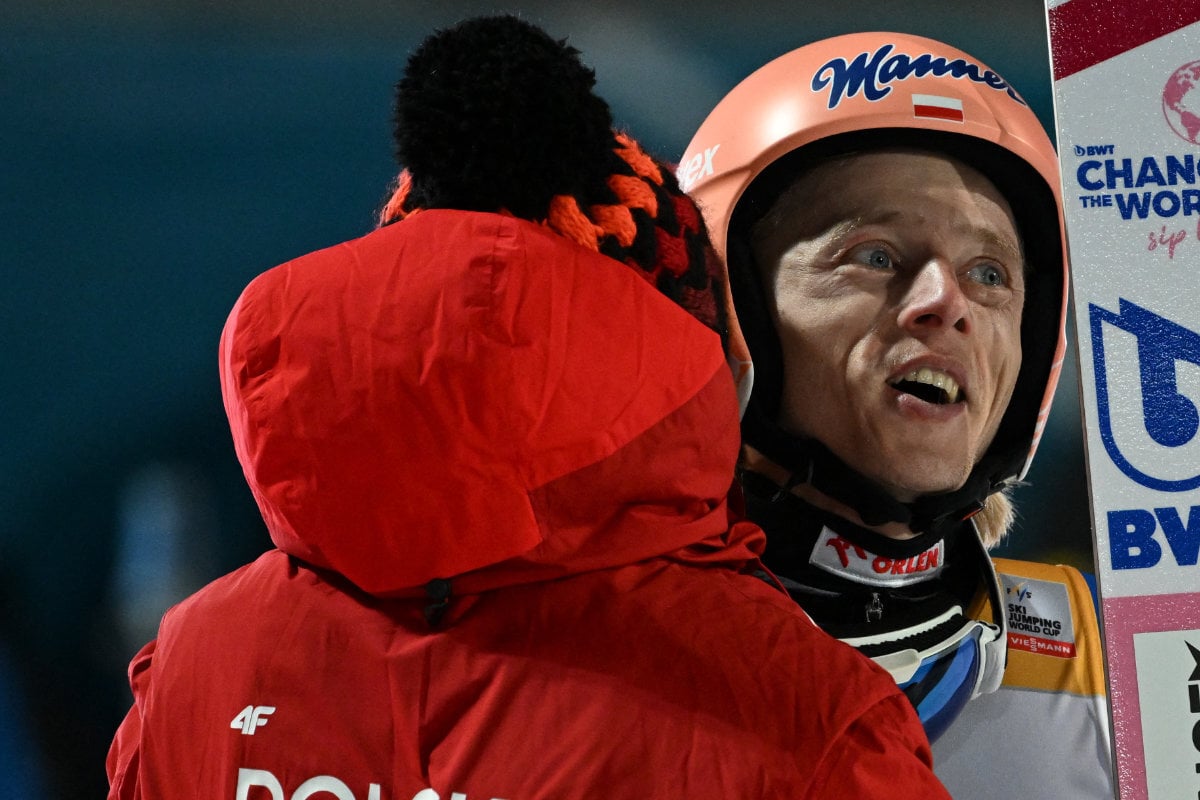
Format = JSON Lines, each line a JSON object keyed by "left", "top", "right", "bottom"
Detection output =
{"left": 725, "top": 205, "right": 784, "bottom": 448}
{"left": 727, "top": 128, "right": 1064, "bottom": 502}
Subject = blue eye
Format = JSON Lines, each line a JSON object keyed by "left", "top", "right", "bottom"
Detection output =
{"left": 858, "top": 247, "right": 893, "bottom": 270}
{"left": 966, "top": 263, "right": 1005, "bottom": 287}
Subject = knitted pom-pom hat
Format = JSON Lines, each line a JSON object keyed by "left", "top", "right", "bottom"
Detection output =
{"left": 379, "top": 14, "right": 726, "bottom": 339}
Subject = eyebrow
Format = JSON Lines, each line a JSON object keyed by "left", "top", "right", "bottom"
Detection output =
{"left": 835, "top": 210, "right": 1025, "bottom": 266}
{"left": 975, "top": 225, "right": 1025, "bottom": 266}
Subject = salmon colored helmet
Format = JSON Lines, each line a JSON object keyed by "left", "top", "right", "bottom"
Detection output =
{"left": 680, "top": 31, "right": 1068, "bottom": 530}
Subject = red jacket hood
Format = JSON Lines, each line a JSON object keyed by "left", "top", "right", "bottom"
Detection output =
{"left": 219, "top": 210, "right": 744, "bottom": 597}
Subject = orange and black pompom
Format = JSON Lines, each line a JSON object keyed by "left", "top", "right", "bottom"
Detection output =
{"left": 380, "top": 14, "right": 726, "bottom": 343}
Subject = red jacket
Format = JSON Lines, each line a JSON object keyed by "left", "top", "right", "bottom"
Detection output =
{"left": 107, "top": 211, "right": 948, "bottom": 799}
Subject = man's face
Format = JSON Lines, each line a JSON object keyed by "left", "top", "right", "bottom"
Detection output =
{"left": 752, "top": 149, "right": 1024, "bottom": 502}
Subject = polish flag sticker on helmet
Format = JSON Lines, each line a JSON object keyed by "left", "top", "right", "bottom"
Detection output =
{"left": 912, "top": 93, "right": 964, "bottom": 123}
{"left": 809, "top": 527, "right": 945, "bottom": 587}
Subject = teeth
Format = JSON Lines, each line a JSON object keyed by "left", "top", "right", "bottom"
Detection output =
{"left": 897, "top": 368, "right": 961, "bottom": 403}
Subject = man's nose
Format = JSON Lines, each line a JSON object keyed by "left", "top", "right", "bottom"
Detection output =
{"left": 897, "top": 261, "right": 970, "bottom": 335}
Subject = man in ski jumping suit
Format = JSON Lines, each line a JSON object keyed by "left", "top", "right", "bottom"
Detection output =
{"left": 105, "top": 17, "right": 952, "bottom": 800}
{"left": 680, "top": 32, "right": 1114, "bottom": 798}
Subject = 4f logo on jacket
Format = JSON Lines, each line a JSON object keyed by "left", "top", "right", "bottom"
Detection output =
{"left": 231, "top": 705, "right": 276, "bottom": 735}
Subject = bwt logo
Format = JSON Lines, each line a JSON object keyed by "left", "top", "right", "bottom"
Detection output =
{"left": 1107, "top": 506, "right": 1200, "bottom": 569}
{"left": 1090, "top": 299, "right": 1200, "bottom": 491}
{"left": 1091, "top": 300, "right": 1200, "bottom": 571}
{"left": 1073, "top": 144, "right": 1116, "bottom": 157}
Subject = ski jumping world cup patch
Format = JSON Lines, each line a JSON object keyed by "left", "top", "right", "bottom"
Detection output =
{"left": 999, "top": 573, "right": 1077, "bottom": 658}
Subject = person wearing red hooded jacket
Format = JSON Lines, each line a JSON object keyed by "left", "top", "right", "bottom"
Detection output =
{"left": 105, "top": 17, "right": 949, "bottom": 800}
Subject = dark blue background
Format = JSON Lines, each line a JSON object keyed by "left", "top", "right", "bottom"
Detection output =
{"left": 1, "top": 3, "right": 1089, "bottom": 796}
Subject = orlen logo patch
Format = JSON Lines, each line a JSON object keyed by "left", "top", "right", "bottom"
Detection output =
{"left": 1163, "top": 61, "right": 1200, "bottom": 145}
{"left": 809, "top": 528, "right": 944, "bottom": 587}
{"left": 810, "top": 43, "right": 1024, "bottom": 111}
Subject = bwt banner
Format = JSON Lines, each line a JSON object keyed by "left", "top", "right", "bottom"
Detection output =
{"left": 1047, "top": 1, "right": 1200, "bottom": 797}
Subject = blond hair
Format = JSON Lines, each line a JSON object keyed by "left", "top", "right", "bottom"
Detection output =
{"left": 975, "top": 490, "right": 1016, "bottom": 549}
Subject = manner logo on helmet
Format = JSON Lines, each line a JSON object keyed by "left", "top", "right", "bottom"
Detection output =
{"left": 811, "top": 44, "right": 1024, "bottom": 111}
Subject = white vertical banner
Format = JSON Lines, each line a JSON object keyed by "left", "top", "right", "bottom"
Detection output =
{"left": 1046, "top": 2, "right": 1200, "bottom": 797}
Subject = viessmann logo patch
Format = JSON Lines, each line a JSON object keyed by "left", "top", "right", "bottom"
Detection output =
{"left": 1001, "top": 573, "right": 1077, "bottom": 658}
{"left": 808, "top": 527, "right": 944, "bottom": 587}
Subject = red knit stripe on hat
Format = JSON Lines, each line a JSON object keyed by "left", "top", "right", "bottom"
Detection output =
{"left": 653, "top": 226, "right": 690, "bottom": 278}
{"left": 671, "top": 193, "right": 701, "bottom": 234}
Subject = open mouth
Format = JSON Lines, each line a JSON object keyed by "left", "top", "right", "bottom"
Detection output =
{"left": 890, "top": 367, "right": 964, "bottom": 405}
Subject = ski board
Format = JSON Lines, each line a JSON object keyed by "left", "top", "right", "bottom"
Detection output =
{"left": 1046, "top": 2, "right": 1200, "bottom": 797}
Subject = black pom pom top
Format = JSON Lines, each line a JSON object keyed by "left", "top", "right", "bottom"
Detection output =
{"left": 393, "top": 15, "right": 617, "bottom": 220}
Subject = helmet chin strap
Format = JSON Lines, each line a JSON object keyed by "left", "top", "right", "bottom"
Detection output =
{"left": 742, "top": 409, "right": 989, "bottom": 534}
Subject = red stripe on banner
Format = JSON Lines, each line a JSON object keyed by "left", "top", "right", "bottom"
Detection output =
{"left": 1048, "top": 0, "right": 1200, "bottom": 81}
{"left": 913, "top": 105, "right": 964, "bottom": 122}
